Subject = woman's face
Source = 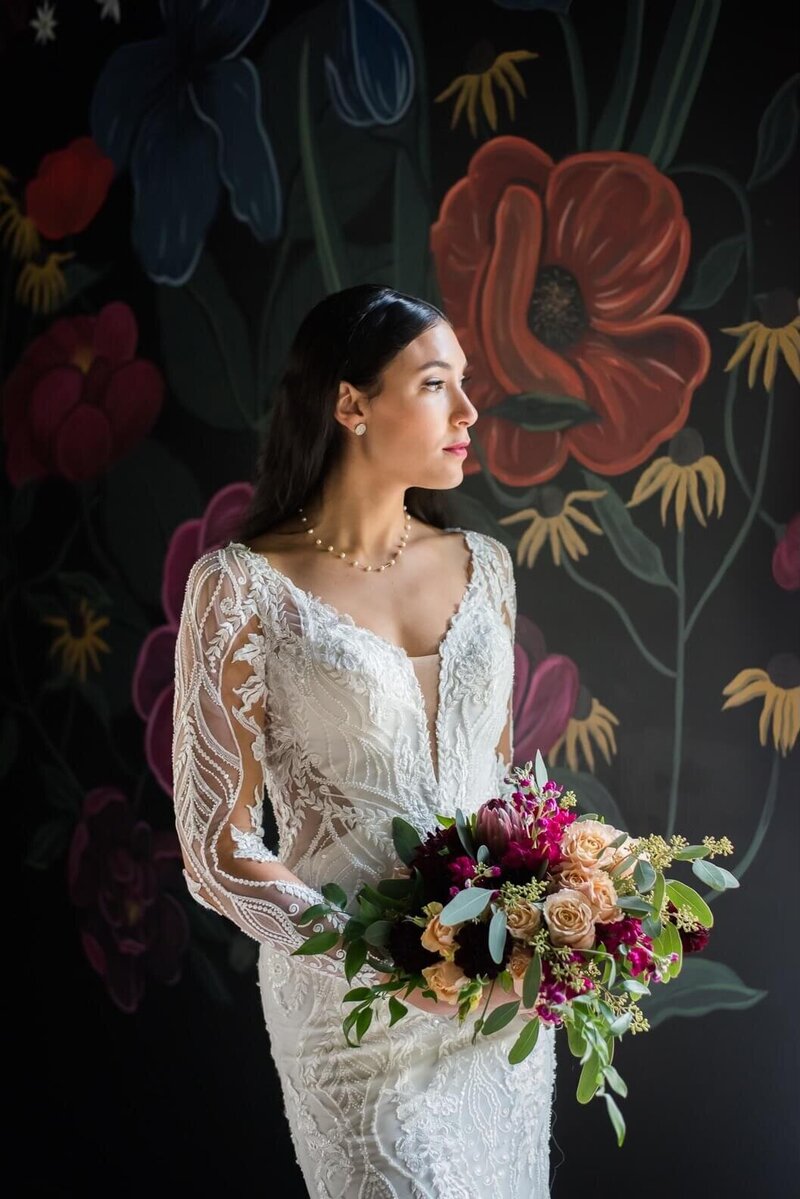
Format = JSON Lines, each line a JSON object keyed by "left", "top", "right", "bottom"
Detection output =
{"left": 342, "top": 321, "right": 479, "bottom": 490}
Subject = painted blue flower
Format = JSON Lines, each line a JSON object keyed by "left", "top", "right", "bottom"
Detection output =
{"left": 324, "top": 0, "right": 415, "bottom": 127}
{"left": 90, "top": 0, "right": 281, "bottom": 284}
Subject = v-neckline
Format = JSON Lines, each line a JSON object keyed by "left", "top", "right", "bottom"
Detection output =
{"left": 227, "top": 526, "right": 480, "bottom": 791}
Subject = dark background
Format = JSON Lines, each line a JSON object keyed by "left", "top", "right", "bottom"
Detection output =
{"left": 4, "top": 1, "right": 798, "bottom": 1194}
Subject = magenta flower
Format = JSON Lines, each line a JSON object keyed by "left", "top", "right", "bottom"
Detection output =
{"left": 772, "top": 514, "right": 800, "bottom": 591}
{"left": 133, "top": 481, "right": 253, "bottom": 796}
{"left": 68, "top": 786, "right": 189, "bottom": 1013}
{"left": 512, "top": 614, "right": 580, "bottom": 766}
{"left": 1, "top": 301, "right": 164, "bottom": 485}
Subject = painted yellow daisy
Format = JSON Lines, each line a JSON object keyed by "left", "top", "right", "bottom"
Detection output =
{"left": 721, "top": 287, "right": 800, "bottom": 392}
{"left": 41, "top": 597, "right": 111, "bottom": 683}
{"left": 0, "top": 192, "right": 41, "bottom": 260}
{"left": 434, "top": 44, "right": 539, "bottom": 137}
{"left": 498, "top": 487, "right": 606, "bottom": 568}
{"left": 16, "top": 250, "right": 74, "bottom": 315}
{"left": 549, "top": 685, "right": 619, "bottom": 774}
{"left": 626, "top": 428, "right": 725, "bottom": 530}
{"left": 721, "top": 654, "right": 799, "bottom": 757}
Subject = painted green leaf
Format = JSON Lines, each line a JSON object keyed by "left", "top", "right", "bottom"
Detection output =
{"left": 641, "top": 957, "right": 768, "bottom": 1029}
{"left": 156, "top": 252, "right": 256, "bottom": 431}
{"left": 679, "top": 234, "right": 746, "bottom": 310}
{"left": 582, "top": 470, "right": 672, "bottom": 587}
{"left": 747, "top": 72, "right": 800, "bottom": 189}
{"left": 484, "top": 392, "right": 600, "bottom": 433}
{"left": 547, "top": 766, "right": 625, "bottom": 827}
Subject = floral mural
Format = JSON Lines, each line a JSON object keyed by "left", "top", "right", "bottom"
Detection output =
{"left": 4, "top": 0, "right": 797, "bottom": 1190}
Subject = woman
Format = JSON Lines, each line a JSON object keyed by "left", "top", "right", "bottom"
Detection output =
{"left": 172, "top": 284, "right": 556, "bottom": 1197}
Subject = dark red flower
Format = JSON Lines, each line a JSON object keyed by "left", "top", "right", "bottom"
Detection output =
{"left": 2, "top": 301, "right": 164, "bottom": 485}
{"left": 772, "top": 514, "right": 800, "bottom": 591}
{"left": 387, "top": 917, "right": 441, "bottom": 975}
{"left": 665, "top": 899, "right": 711, "bottom": 953}
{"left": 409, "top": 823, "right": 463, "bottom": 902}
{"left": 25, "top": 136, "right": 115, "bottom": 240}
{"left": 67, "top": 786, "right": 189, "bottom": 1013}
{"left": 453, "top": 919, "right": 513, "bottom": 980}
{"left": 133, "top": 482, "right": 254, "bottom": 796}
{"left": 431, "top": 136, "right": 711, "bottom": 486}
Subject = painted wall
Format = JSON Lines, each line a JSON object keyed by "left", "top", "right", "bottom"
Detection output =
{"left": 4, "top": 1, "right": 798, "bottom": 1193}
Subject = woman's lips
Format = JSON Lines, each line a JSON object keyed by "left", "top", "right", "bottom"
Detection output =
{"left": 443, "top": 445, "right": 468, "bottom": 457}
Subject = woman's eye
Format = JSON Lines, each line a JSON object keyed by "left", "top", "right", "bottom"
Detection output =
{"left": 424, "top": 375, "right": 472, "bottom": 391}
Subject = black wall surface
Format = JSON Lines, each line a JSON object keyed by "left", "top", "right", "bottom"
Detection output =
{"left": 5, "top": 1, "right": 798, "bottom": 1195}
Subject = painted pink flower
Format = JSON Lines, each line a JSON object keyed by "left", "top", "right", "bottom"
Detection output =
{"left": 772, "top": 514, "right": 800, "bottom": 591}
{"left": 1, "top": 300, "right": 164, "bottom": 485}
{"left": 512, "top": 612, "right": 580, "bottom": 766}
{"left": 68, "top": 786, "right": 188, "bottom": 1013}
{"left": 133, "top": 481, "right": 253, "bottom": 796}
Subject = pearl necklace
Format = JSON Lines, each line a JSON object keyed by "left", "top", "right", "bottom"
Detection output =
{"left": 297, "top": 505, "right": 411, "bottom": 572}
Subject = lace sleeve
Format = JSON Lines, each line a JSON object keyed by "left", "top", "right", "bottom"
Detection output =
{"left": 487, "top": 536, "right": 517, "bottom": 789}
{"left": 171, "top": 549, "right": 379, "bottom": 986}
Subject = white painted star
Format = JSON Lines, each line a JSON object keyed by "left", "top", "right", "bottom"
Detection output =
{"left": 95, "top": 0, "right": 122, "bottom": 21}
{"left": 31, "top": 2, "right": 57, "bottom": 44}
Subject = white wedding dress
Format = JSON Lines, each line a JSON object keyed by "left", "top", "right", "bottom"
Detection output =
{"left": 172, "top": 527, "right": 556, "bottom": 1198}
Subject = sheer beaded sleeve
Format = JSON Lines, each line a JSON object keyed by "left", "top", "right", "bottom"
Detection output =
{"left": 171, "top": 549, "right": 379, "bottom": 985}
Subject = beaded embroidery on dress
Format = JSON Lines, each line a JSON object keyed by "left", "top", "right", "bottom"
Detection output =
{"left": 172, "top": 527, "right": 556, "bottom": 1198}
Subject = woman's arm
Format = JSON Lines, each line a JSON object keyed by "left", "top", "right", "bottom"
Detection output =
{"left": 172, "top": 549, "right": 379, "bottom": 987}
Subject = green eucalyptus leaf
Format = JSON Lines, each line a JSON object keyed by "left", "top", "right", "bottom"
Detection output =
{"left": 665, "top": 879, "right": 714, "bottom": 929}
{"left": 488, "top": 908, "right": 508, "bottom": 965}
{"left": 481, "top": 1001, "right": 520, "bottom": 1036}
{"left": 508, "top": 1015, "right": 541, "bottom": 1064}
{"left": 439, "top": 886, "right": 493, "bottom": 925}
{"left": 691, "top": 859, "right": 740, "bottom": 891}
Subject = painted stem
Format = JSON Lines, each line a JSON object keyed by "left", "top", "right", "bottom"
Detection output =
{"left": 703, "top": 752, "right": 780, "bottom": 905}
{"left": 557, "top": 14, "right": 588, "bottom": 151}
{"left": 685, "top": 387, "right": 774, "bottom": 640}
{"left": 562, "top": 557, "right": 675, "bottom": 679}
{"left": 666, "top": 528, "right": 686, "bottom": 838}
{"left": 667, "top": 161, "right": 778, "bottom": 533}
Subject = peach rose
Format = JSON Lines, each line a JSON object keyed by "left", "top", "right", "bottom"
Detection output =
{"left": 505, "top": 900, "right": 542, "bottom": 941}
{"left": 421, "top": 959, "right": 470, "bottom": 1005}
{"left": 558, "top": 819, "right": 620, "bottom": 872}
{"left": 563, "top": 870, "right": 623, "bottom": 923}
{"left": 542, "top": 888, "right": 596, "bottom": 950}
{"left": 420, "top": 901, "right": 461, "bottom": 960}
{"left": 508, "top": 942, "right": 534, "bottom": 999}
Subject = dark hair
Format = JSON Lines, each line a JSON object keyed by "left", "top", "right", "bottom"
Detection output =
{"left": 233, "top": 284, "right": 459, "bottom": 545}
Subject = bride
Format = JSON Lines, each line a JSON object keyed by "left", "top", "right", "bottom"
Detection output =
{"left": 172, "top": 283, "right": 556, "bottom": 1197}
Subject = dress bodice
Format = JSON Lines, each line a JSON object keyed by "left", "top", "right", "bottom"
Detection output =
{"left": 172, "top": 525, "right": 517, "bottom": 983}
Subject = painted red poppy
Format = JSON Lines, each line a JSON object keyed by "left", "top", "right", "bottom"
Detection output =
{"left": 430, "top": 136, "right": 711, "bottom": 486}
{"left": 1, "top": 300, "right": 163, "bottom": 484}
{"left": 25, "top": 136, "right": 114, "bottom": 240}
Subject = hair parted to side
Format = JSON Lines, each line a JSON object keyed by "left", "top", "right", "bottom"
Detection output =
{"left": 233, "top": 284, "right": 460, "bottom": 545}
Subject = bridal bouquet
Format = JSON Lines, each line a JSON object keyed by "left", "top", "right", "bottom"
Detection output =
{"left": 294, "top": 751, "right": 738, "bottom": 1145}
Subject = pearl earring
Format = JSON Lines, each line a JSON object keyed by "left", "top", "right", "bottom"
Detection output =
{"left": 354, "top": 422, "right": 366, "bottom": 435}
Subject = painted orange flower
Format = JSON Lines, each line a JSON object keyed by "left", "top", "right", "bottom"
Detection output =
{"left": 430, "top": 136, "right": 711, "bottom": 486}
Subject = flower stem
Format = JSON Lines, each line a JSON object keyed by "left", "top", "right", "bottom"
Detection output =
{"left": 666, "top": 528, "right": 686, "bottom": 838}
{"left": 685, "top": 386, "right": 774, "bottom": 640}
{"left": 556, "top": 13, "right": 588, "bottom": 151}
{"left": 703, "top": 752, "right": 781, "bottom": 905}
{"left": 561, "top": 557, "right": 676, "bottom": 679}
{"left": 667, "top": 161, "right": 778, "bottom": 533}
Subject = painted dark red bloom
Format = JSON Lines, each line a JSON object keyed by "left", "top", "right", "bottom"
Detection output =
{"left": 2, "top": 301, "right": 164, "bottom": 485}
{"left": 25, "top": 136, "right": 115, "bottom": 240}
{"left": 68, "top": 786, "right": 189, "bottom": 1013}
{"left": 772, "top": 514, "right": 800, "bottom": 591}
{"left": 431, "top": 136, "right": 711, "bottom": 486}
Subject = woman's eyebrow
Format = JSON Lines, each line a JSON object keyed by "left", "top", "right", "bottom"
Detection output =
{"left": 416, "top": 359, "right": 471, "bottom": 372}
